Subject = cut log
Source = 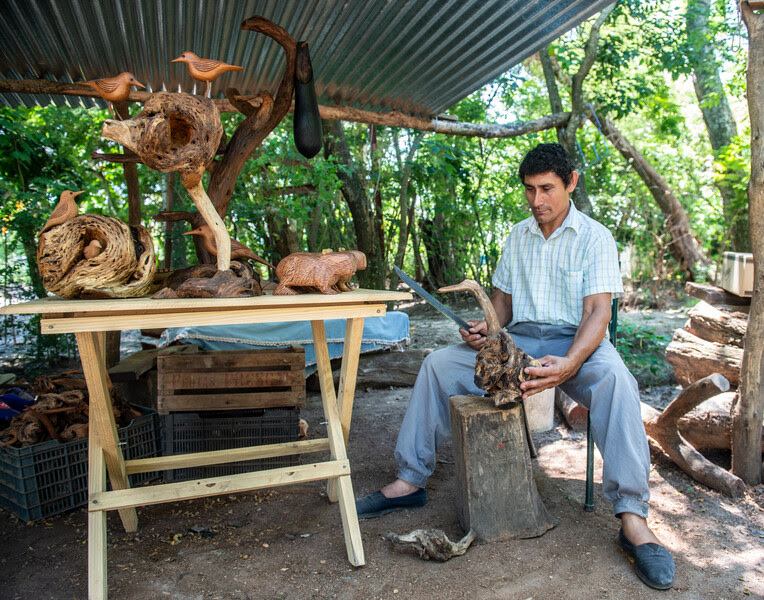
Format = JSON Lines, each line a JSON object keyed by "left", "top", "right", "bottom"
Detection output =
{"left": 555, "top": 387, "right": 587, "bottom": 431}
{"left": 666, "top": 328, "right": 743, "bottom": 387}
{"left": 641, "top": 374, "right": 745, "bottom": 496}
{"left": 450, "top": 395, "right": 557, "bottom": 541}
{"left": 685, "top": 282, "right": 751, "bottom": 307}
{"left": 685, "top": 301, "right": 747, "bottom": 348}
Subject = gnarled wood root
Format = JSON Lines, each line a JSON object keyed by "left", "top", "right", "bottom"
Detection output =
{"left": 642, "top": 373, "right": 746, "bottom": 497}
{"left": 386, "top": 529, "right": 477, "bottom": 562}
{"left": 152, "top": 264, "right": 261, "bottom": 298}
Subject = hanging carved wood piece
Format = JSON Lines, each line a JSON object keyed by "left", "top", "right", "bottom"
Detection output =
{"left": 37, "top": 213, "right": 155, "bottom": 299}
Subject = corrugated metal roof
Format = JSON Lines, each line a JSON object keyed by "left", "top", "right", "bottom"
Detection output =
{"left": 0, "top": 0, "right": 613, "bottom": 117}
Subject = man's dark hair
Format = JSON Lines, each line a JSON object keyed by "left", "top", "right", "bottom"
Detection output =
{"left": 518, "top": 143, "right": 575, "bottom": 187}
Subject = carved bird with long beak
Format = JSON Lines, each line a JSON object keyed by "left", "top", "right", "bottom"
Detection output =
{"left": 172, "top": 52, "right": 244, "bottom": 97}
{"left": 183, "top": 224, "right": 275, "bottom": 270}
{"left": 81, "top": 72, "right": 145, "bottom": 117}
{"left": 40, "top": 190, "right": 84, "bottom": 234}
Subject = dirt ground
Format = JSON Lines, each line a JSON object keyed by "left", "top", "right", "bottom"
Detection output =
{"left": 1, "top": 301, "right": 763, "bottom": 600}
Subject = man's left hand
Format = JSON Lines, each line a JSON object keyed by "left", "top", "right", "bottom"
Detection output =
{"left": 520, "top": 355, "right": 580, "bottom": 399}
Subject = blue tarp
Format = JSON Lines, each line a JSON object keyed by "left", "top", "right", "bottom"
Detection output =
{"left": 160, "top": 311, "right": 410, "bottom": 376}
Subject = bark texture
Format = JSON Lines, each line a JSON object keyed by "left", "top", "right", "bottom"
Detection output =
{"left": 642, "top": 374, "right": 746, "bottom": 496}
{"left": 735, "top": 2, "right": 764, "bottom": 484}
{"left": 686, "top": 0, "right": 749, "bottom": 251}
{"left": 37, "top": 214, "right": 155, "bottom": 299}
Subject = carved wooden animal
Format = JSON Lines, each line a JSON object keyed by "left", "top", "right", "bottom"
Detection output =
{"left": 40, "top": 190, "right": 83, "bottom": 234}
{"left": 183, "top": 224, "right": 275, "bottom": 270}
{"left": 274, "top": 250, "right": 366, "bottom": 295}
{"left": 439, "top": 279, "right": 540, "bottom": 408}
{"left": 172, "top": 51, "right": 243, "bottom": 97}
{"left": 81, "top": 72, "right": 145, "bottom": 116}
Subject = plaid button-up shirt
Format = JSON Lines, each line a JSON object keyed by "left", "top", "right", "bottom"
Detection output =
{"left": 492, "top": 201, "right": 623, "bottom": 327}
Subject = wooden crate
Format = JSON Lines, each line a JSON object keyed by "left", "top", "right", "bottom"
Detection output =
{"left": 157, "top": 346, "right": 306, "bottom": 414}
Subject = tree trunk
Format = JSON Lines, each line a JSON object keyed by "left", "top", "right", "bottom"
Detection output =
{"left": 114, "top": 101, "right": 142, "bottom": 227}
{"left": 596, "top": 114, "right": 708, "bottom": 280}
{"left": 21, "top": 234, "right": 47, "bottom": 298}
{"left": 686, "top": 0, "right": 749, "bottom": 252}
{"left": 322, "top": 119, "right": 385, "bottom": 289}
{"left": 390, "top": 131, "right": 425, "bottom": 290}
{"left": 164, "top": 172, "right": 175, "bottom": 269}
{"left": 537, "top": 0, "right": 616, "bottom": 220}
{"left": 735, "top": 2, "right": 764, "bottom": 485}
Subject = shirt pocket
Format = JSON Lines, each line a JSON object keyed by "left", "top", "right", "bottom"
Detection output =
{"left": 560, "top": 269, "right": 584, "bottom": 321}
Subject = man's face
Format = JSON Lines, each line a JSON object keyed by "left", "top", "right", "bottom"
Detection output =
{"left": 523, "top": 170, "right": 578, "bottom": 236}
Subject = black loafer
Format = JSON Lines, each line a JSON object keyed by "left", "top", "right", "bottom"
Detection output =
{"left": 355, "top": 489, "right": 427, "bottom": 519}
{"left": 618, "top": 529, "right": 675, "bottom": 590}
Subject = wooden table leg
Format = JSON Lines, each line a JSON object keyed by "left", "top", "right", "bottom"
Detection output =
{"left": 311, "top": 320, "right": 366, "bottom": 567}
{"left": 88, "top": 435, "right": 108, "bottom": 600}
{"left": 76, "top": 332, "right": 138, "bottom": 533}
{"left": 327, "top": 317, "right": 364, "bottom": 502}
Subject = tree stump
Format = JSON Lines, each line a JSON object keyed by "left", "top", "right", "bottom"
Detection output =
{"left": 450, "top": 395, "right": 557, "bottom": 541}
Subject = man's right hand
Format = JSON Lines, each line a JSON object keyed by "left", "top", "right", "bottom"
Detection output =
{"left": 460, "top": 320, "right": 487, "bottom": 350}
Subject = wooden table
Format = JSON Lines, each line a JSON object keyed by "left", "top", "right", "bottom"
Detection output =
{"left": 1, "top": 289, "right": 410, "bottom": 599}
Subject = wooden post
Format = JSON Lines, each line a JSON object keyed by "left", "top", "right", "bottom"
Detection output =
{"left": 164, "top": 173, "right": 175, "bottom": 269}
{"left": 450, "top": 395, "right": 557, "bottom": 541}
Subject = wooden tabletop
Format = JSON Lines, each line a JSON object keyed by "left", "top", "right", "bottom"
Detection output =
{"left": 1, "top": 289, "right": 412, "bottom": 316}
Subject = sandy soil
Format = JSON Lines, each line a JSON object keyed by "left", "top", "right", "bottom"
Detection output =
{"left": 1, "top": 301, "right": 762, "bottom": 600}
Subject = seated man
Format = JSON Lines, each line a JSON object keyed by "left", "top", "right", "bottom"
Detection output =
{"left": 356, "top": 143, "right": 675, "bottom": 590}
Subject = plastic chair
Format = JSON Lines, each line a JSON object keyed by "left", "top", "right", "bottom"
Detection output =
{"left": 584, "top": 296, "right": 618, "bottom": 512}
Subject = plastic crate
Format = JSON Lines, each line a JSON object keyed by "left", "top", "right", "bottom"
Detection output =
{"left": 162, "top": 408, "right": 300, "bottom": 482}
{"left": 0, "top": 409, "right": 160, "bottom": 521}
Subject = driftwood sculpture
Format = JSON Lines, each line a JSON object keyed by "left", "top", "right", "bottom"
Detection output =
{"left": 101, "top": 91, "right": 230, "bottom": 272}
{"left": 274, "top": 250, "right": 366, "bottom": 295}
{"left": 385, "top": 529, "right": 477, "bottom": 562}
{"left": 152, "top": 261, "right": 261, "bottom": 299}
{"left": 438, "top": 279, "right": 540, "bottom": 407}
{"left": 37, "top": 213, "right": 155, "bottom": 299}
{"left": 172, "top": 52, "right": 243, "bottom": 98}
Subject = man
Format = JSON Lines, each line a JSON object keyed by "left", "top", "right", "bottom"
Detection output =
{"left": 355, "top": 143, "right": 675, "bottom": 590}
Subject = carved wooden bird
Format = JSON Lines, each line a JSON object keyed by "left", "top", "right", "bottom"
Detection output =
{"left": 81, "top": 72, "right": 145, "bottom": 117}
{"left": 183, "top": 224, "right": 275, "bottom": 270}
{"left": 83, "top": 239, "right": 104, "bottom": 259}
{"left": 172, "top": 52, "right": 244, "bottom": 97}
{"left": 40, "top": 190, "right": 83, "bottom": 234}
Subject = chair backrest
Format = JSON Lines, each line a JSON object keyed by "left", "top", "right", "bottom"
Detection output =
{"left": 609, "top": 297, "right": 618, "bottom": 347}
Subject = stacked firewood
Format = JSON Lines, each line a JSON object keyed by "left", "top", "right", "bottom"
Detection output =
{"left": 666, "top": 284, "right": 747, "bottom": 389}
{"left": 649, "top": 282, "right": 759, "bottom": 496}
{"left": 0, "top": 371, "right": 141, "bottom": 447}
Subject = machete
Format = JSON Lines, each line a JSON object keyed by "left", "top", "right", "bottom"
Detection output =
{"left": 394, "top": 266, "right": 472, "bottom": 331}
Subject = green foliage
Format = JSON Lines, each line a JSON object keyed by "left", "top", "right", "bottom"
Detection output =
{"left": 616, "top": 319, "right": 674, "bottom": 386}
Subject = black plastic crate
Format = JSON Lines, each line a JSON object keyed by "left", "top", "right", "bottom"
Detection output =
{"left": 0, "top": 409, "right": 160, "bottom": 521}
{"left": 161, "top": 408, "right": 300, "bottom": 482}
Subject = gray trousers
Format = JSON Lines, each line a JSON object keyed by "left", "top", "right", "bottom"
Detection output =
{"left": 394, "top": 322, "right": 651, "bottom": 518}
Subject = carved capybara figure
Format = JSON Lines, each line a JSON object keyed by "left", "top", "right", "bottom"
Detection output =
{"left": 274, "top": 250, "right": 366, "bottom": 295}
